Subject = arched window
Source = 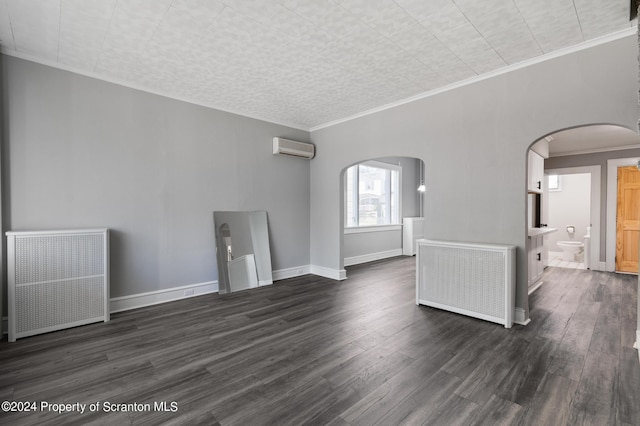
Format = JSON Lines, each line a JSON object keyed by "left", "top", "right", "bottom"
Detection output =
{"left": 345, "top": 160, "right": 401, "bottom": 228}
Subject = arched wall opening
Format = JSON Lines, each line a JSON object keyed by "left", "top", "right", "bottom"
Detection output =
{"left": 338, "top": 156, "right": 425, "bottom": 277}
{"left": 525, "top": 123, "right": 640, "bottom": 329}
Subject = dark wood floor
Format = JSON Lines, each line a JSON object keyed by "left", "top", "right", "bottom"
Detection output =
{"left": 0, "top": 257, "right": 638, "bottom": 425}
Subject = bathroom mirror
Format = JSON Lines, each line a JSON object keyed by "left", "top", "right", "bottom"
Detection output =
{"left": 213, "top": 211, "right": 273, "bottom": 294}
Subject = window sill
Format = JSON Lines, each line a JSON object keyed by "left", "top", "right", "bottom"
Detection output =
{"left": 344, "top": 225, "right": 402, "bottom": 234}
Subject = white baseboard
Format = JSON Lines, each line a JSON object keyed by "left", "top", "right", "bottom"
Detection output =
{"left": 310, "top": 265, "right": 347, "bottom": 281}
{"left": 272, "top": 264, "right": 348, "bottom": 281}
{"left": 272, "top": 265, "right": 311, "bottom": 281}
{"left": 528, "top": 281, "right": 543, "bottom": 295}
{"left": 344, "top": 249, "right": 403, "bottom": 267}
{"left": 634, "top": 330, "right": 640, "bottom": 353}
{"left": 110, "top": 281, "right": 218, "bottom": 313}
{"left": 258, "top": 279, "right": 273, "bottom": 286}
{"left": 514, "top": 307, "right": 531, "bottom": 326}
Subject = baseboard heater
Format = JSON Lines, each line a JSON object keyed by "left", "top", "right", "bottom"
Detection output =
{"left": 7, "top": 229, "right": 109, "bottom": 342}
{"left": 416, "top": 239, "right": 516, "bottom": 328}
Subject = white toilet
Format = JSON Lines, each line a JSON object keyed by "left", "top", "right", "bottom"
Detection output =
{"left": 557, "top": 241, "right": 584, "bottom": 261}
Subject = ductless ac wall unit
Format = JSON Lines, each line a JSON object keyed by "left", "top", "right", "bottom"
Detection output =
{"left": 273, "top": 137, "right": 315, "bottom": 159}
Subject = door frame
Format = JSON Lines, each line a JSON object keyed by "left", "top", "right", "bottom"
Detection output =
{"left": 546, "top": 166, "right": 601, "bottom": 271}
{"left": 606, "top": 157, "right": 640, "bottom": 272}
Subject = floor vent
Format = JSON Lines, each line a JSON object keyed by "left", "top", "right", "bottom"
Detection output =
{"left": 416, "top": 239, "right": 516, "bottom": 328}
{"left": 7, "top": 229, "right": 109, "bottom": 342}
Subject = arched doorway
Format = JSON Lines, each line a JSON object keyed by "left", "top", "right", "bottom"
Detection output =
{"left": 525, "top": 124, "right": 640, "bottom": 336}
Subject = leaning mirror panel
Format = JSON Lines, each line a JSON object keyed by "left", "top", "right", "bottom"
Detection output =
{"left": 213, "top": 211, "right": 273, "bottom": 294}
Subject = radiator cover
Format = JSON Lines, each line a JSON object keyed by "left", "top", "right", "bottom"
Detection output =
{"left": 416, "top": 239, "right": 516, "bottom": 328}
{"left": 7, "top": 229, "right": 110, "bottom": 342}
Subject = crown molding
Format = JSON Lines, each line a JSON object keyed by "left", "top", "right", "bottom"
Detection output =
{"left": 0, "top": 48, "right": 310, "bottom": 132}
{"left": 310, "top": 26, "right": 638, "bottom": 132}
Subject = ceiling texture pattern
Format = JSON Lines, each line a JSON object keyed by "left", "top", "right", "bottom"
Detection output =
{"left": 0, "top": 0, "right": 634, "bottom": 129}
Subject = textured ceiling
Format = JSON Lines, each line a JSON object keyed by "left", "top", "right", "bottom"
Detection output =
{"left": 0, "top": 0, "right": 634, "bottom": 130}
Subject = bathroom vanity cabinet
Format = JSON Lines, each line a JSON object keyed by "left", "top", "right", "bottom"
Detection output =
{"left": 528, "top": 234, "right": 544, "bottom": 293}
{"left": 527, "top": 227, "right": 557, "bottom": 294}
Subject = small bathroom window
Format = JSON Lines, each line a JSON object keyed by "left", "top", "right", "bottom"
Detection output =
{"left": 548, "top": 174, "right": 561, "bottom": 191}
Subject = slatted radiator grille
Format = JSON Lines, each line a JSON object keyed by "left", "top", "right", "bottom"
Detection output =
{"left": 7, "top": 229, "right": 109, "bottom": 342}
{"left": 15, "top": 234, "right": 105, "bottom": 284}
{"left": 416, "top": 239, "right": 516, "bottom": 328}
{"left": 16, "top": 278, "right": 106, "bottom": 333}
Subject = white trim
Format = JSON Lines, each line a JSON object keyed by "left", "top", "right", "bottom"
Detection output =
{"left": 514, "top": 308, "right": 531, "bottom": 326}
{"left": 2, "top": 281, "right": 220, "bottom": 326}
{"left": 1, "top": 266, "right": 330, "bottom": 335}
{"left": 272, "top": 265, "right": 311, "bottom": 281}
{"left": 310, "top": 265, "right": 347, "bottom": 281}
{"left": 344, "top": 249, "right": 403, "bottom": 267}
{"left": 0, "top": 48, "right": 309, "bottom": 132}
{"left": 5, "top": 228, "right": 109, "bottom": 236}
{"left": 606, "top": 158, "right": 640, "bottom": 272}
{"left": 599, "top": 261, "right": 607, "bottom": 271}
{"left": 258, "top": 279, "right": 273, "bottom": 287}
{"left": 310, "top": 27, "right": 637, "bottom": 132}
{"left": 528, "top": 281, "right": 544, "bottom": 295}
{"left": 344, "top": 225, "right": 402, "bottom": 234}
{"left": 109, "top": 281, "right": 218, "bottom": 313}
{"left": 549, "top": 144, "right": 640, "bottom": 157}
{"left": 545, "top": 166, "right": 602, "bottom": 272}
{"left": 634, "top": 330, "right": 640, "bottom": 351}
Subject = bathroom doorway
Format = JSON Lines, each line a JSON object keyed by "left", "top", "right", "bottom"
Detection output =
{"left": 545, "top": 166, "right": 601, "bottom": 271}
{"left": 546, "top": 172, "right": 591, "bottom": 269}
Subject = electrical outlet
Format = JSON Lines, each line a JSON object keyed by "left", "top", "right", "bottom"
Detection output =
{"left": 184, "top": 289, "right": 195, "bottom": 297}
{"left": 297, "top": 269, "right": 304, "bottom": 275}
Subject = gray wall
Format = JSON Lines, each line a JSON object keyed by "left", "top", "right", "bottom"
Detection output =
{"left": 343, "top": 156, "right": 421, "bottom": 262}
{"left": 310, "top": 34, "right": 639, "bottom": 322}
{"left": 545, "top": 147, "right": 640, "bottom": 261}
{"left": 1, "top": 55, "right": 311, "bottom": 303}
{"left": 344, "top": 229, "right": 402, "bottom": 259}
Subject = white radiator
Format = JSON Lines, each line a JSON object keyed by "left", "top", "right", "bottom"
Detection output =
{"left": 7, "top": 229, "right": 110, "bottom": 342}
{"left": 416, "top": 239, "right": 516, "bottom": 328}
